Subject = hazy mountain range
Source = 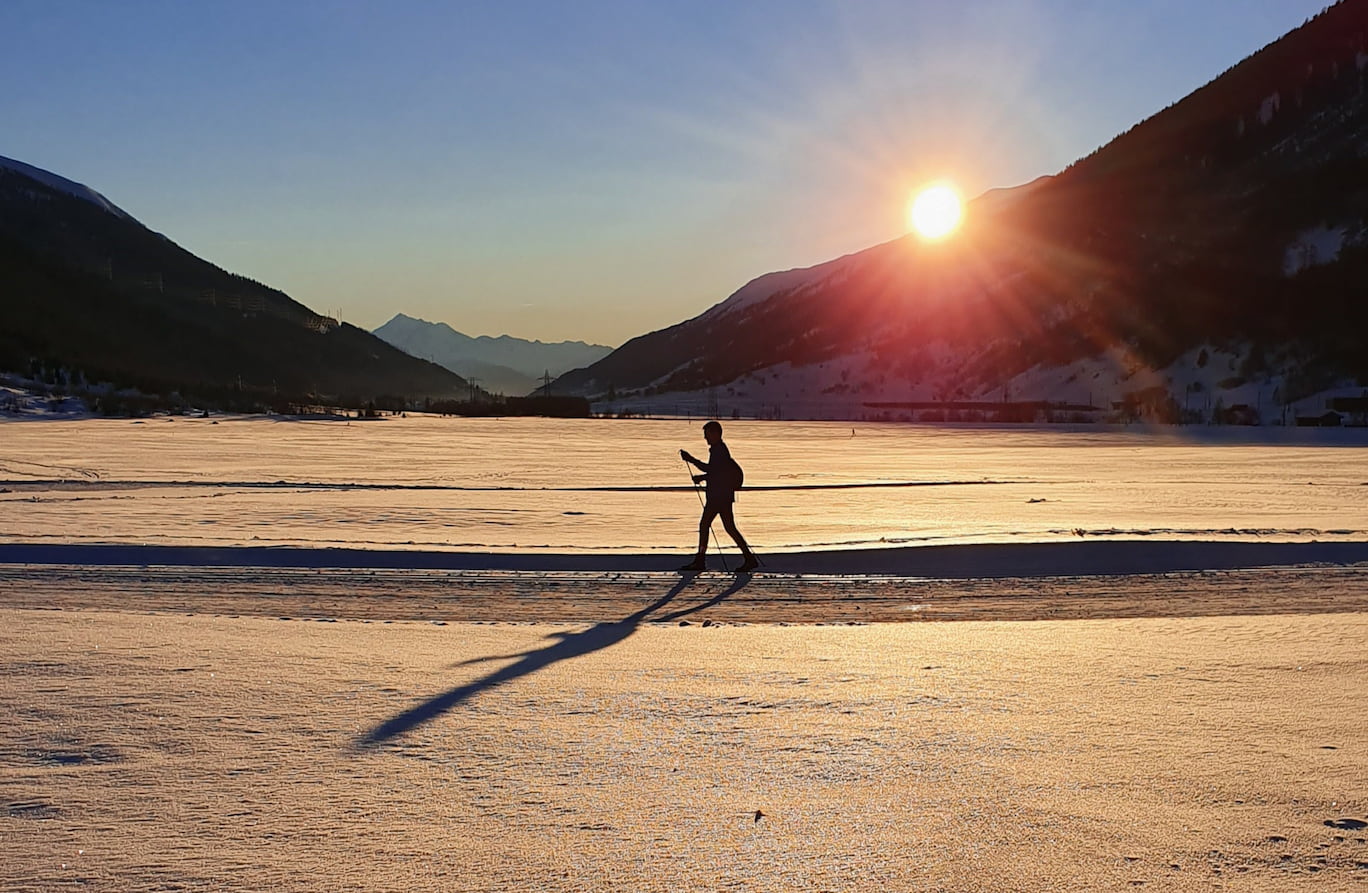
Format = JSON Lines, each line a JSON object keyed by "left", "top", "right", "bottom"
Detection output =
{"left": 373, "top": 313, "right": 611, "bottom": 396}
{"left": 0, "top": 156, "right": 467, "bottom": 409}
{"left": 556, "top": 1, "right": 1368, "bottom": 423}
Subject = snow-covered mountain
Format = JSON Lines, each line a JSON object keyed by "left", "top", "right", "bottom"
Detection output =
{"left": 557, "top": 1, "right": 1368, "bottom": 424}
{"left": 374, "top": 313, "right": 612, "bottom": 396}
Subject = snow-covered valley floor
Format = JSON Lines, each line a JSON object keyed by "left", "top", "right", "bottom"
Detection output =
{"left": 4, "top": 604, "right": 1366, "bottom": 891}
{"left": 4, "top": 416, "right": 1367, "bottom": 890}
{"left": 2, "top": 415, "right": 1366, "bottom": 558}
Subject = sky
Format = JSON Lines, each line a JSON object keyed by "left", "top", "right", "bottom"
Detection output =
{"left": 1, "top": 0, "right": 1333, "bottom": 346}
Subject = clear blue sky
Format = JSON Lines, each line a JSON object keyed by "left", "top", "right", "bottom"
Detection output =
{"left": 2, "top": 1, "right": 1331, "bottom": 345}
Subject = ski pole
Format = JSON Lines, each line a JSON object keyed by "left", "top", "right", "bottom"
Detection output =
{"left": 684, "top": 458, "right": 728, "bottom": 572}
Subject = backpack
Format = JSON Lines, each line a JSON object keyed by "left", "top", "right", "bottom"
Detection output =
{"left": 728, "top": 455, "right": 745, "bottom": 491}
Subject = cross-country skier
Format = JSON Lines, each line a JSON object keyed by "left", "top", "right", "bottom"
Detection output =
{"left": 679, "top": 420, "right": 758, "bottom": 573}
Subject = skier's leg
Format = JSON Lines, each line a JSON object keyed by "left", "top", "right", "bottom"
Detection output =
{"left": 696, "top": 504, "right": 720, "bottom": 559}
{"left": 718, "top": 505, "right": 755, "bottom": 560}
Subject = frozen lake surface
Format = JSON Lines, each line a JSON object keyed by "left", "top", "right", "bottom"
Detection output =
{"left": 2, "top": 416, "right": 1366, "bottom": 555}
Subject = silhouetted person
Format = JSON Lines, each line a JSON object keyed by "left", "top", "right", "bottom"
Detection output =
{"left": 680, "top": 420, "right": 758, "bottom": 573}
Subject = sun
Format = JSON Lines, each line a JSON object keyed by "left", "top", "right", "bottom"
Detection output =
{"left": 908, "top": 182, "right": 964, "bottom": 241}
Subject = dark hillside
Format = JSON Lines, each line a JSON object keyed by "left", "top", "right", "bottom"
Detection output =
{"left": 558, "top": 0, "right": 1368, "bottom": 399}
{"left": 0, "top": 162, "right": 467, "bottom": 406}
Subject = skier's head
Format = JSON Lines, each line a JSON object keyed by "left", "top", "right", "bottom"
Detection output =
{"left": 702, "top": 420, "right": 723, "bottom": 443}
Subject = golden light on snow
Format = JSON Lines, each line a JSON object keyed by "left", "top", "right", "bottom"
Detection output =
{"left": 907, "top": 182, "right": 964, "bottom": 240}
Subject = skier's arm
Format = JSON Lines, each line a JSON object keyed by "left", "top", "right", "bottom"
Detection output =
{"left": 680, "top": 450, "right": 711, "bottom": 471}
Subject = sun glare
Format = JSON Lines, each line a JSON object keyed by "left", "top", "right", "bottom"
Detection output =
{"left": 908, "top": 183, "right": 964, "bottom": 241}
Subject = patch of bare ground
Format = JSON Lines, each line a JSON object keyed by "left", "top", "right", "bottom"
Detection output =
{"left": 1, "top": 563, "right": 1366, "bottom": 624}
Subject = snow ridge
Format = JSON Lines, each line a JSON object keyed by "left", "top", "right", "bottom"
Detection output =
{"left": 0, "top": 155, "right": 131, "bottom": 220}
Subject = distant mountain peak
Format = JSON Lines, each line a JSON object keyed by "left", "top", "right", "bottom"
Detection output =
{"left": 0, "top": 155, "right": 132, "bottom": 221}
{"left": 376, "top": 313, "right": 609, "bottom": 350}
{"left": 373, "top": 314, "right": 613, "bottom": 395}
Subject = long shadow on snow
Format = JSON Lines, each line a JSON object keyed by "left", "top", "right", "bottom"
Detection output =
{"left": 355, "top": 573, "right": 751, "bottom": 749}
{"left": 656, "top": 574, "right": 752, "bottom": 624}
